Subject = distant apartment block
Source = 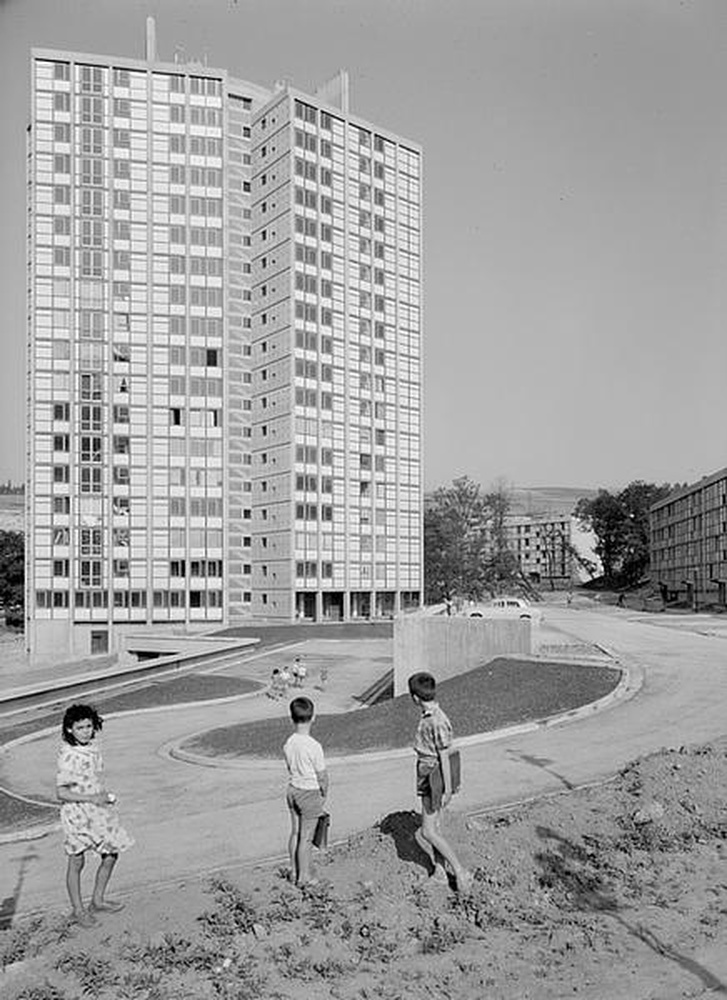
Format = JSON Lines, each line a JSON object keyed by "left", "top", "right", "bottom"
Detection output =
{"left": 650, "top": 468, "right": 727, "bottom": 608}
{"left": 505, "top": 512, "right": 596, "bottom": 587}
{"left": 26, "top": 25, "right": 422, "bottom": 660}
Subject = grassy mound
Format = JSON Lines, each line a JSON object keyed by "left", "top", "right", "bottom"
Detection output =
{"left": 182, "top": 657, "right": 621, "bottom": 760}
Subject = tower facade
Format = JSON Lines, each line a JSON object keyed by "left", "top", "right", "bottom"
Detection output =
{"left": 26, "top": 40, "right": 421, "bottom": 660}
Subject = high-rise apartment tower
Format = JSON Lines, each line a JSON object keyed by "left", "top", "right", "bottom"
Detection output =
{"left": 26, "top": 26, "right": 422, "bottom": 659}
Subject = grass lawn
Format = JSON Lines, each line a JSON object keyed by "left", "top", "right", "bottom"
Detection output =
{"left": 0, "top": 788, "right": 57, "bottom": 836}
{"left": 183, "top": 657, "right": 621, "bottom": 759}
{"left": 0, "top": 674, "right": 261, "bottom": 752}
{"left": 92, "top": 672, "right": 260, "bottom": 715}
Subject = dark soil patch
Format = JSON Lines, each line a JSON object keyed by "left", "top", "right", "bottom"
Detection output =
{"left": 0, "top": 674, "right": 261, "bottom": 752}
{"left": 183, "top": 658, "right": 621, "bottom": 760}
{"left": 92, "top": 673, "right": 260, "bottom": 715}
{"left": 0, "top": 788, "right": 57, "bottom": 835}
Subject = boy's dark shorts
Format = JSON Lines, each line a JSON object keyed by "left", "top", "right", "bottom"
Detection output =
{"left": 416, "top": 757, "right": 439, "bottom": 798}
{"left": 286, "top": 786, "right": 324, "bottom": 821}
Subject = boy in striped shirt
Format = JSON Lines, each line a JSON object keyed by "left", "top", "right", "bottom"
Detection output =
{"left": 409, "top": 671, "right": 472, "bottom": 892}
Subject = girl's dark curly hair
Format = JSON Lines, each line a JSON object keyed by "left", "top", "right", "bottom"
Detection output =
{"left": 61, "top": 704, "right": 104, "bottom": 745}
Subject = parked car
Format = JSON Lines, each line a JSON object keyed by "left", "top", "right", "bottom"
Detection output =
{"left": 465, "top": 596, "right": 544, "bottom": 624}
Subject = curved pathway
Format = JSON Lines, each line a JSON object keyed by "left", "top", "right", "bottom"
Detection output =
{"left": 0, "top": 608, "right": 725, "bottom": 918}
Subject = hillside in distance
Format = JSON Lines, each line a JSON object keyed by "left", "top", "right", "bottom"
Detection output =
{"left": 509, "top": 485, "right": 598, "bottom": 516}
{"left": 0, "top": 493, "right": 24, "bottom": 532}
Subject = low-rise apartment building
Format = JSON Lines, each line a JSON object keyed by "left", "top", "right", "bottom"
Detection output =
{"left": 505, "top": 512, "right": 596, "bottom": 587}
{"left": 650, "top": 467, "right": 727, "bottom": 608}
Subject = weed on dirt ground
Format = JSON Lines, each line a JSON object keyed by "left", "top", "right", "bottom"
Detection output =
{"left": 1, "top": 740, "right": 725, "bottom": 999}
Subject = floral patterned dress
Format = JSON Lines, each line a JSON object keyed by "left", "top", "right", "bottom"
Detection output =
{"left": 56, "top": 741, "right": 134, "bottom": 856}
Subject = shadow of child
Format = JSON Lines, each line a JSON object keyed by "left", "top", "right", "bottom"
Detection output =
{"left": 377, "top": 810, "right": 433, "bottom": 875}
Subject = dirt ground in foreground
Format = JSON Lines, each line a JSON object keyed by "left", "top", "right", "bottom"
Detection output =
{"left": 1, "top": 739, "right": 726, "bottom": 1000}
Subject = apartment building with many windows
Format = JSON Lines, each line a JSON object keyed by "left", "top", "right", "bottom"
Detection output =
{"left": 505, "top": 513, "right": 574, "bottom": 587}
{"left": 26, "top": 28, "right": 422, "bottom": 660}
{"left": 650, "top": 468, "right": 727, "bottom": 609}
{"left": 504, "top": 512, "right": 597, "bottom": 587}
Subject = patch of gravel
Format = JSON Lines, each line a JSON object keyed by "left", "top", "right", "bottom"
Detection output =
{"left": 539, "top": 643, "right": 607, "bottom": 659}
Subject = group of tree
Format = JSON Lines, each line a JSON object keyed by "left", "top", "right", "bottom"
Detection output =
{"left": 423, "top": 476, "right": 534, "bottom": 604}
{"left": 425, "top": 474, "right": 674, "bottom": 603}
{"left": 574, "top": 480, "right": 673, "bottom": 587}
{"left": 0, "top": 531, "right": 24, "bottom": 614}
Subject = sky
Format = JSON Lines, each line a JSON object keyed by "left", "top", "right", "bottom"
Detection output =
{"left": 1, "top": 0, "right": 726, "bottom": 493}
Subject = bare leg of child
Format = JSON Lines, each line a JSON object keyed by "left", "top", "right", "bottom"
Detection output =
{"left": 287, "top": 805, "right": 300, "bottom": 881}
{"left": 90, "top": 853, "right": 124, "bottom": 912}
{"left": 414, "top": 826, "right": 448, "bottom": 882}
{"left": 66, "top": 853, "right": 96, "bottom": 926}
{"left": 420, "top": 798, "right": 472, "bottom": 891}
{"left": 295, "top": 816, "right": 319, "bottom": 886}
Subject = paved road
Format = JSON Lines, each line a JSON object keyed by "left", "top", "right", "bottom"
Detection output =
{"left": 1, "top": 605, "right": 725, "bottom": 919}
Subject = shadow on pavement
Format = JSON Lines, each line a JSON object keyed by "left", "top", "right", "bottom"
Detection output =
{"left": 0, "top": 844, "right": 38, "bottom": 929}
{"left": 507, "top": 749, "right": 576, "bottom": 790}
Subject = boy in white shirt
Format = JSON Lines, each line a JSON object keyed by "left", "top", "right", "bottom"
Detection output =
{"left": 283, "top": 697, "right": 328, "bottom": 886}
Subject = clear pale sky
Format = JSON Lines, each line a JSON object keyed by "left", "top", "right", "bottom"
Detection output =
{"left": 1, "top": 0, "right": 725, "bottom": 492}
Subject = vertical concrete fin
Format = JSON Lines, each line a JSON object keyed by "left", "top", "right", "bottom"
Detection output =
{"left": 314, "top": 70, "right": 349, "bottom": 113}
{"left": 146, "top": 16, "right": 157, "bottom": 62}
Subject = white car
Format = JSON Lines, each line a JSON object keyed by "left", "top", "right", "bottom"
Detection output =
{"left": 465, "top": 596, "right": 544, "bottom": 624}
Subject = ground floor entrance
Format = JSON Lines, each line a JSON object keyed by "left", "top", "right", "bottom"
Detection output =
{"left": 294, "top": 590, "right": 421, "bottom": 622}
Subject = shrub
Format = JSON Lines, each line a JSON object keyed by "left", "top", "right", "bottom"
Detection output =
{"left": 198, "top": 878, "right": 259, "bottom": 939}
{"left": 16, "top": 985, "right": 70, "bottom": 1000}
{"left": 56, "top": 952, "right": 119, "bottom": 993}
{"left": 0, "top": 917, "right": 73, "bottom": 970}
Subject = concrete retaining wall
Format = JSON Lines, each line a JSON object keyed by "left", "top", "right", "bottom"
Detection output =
{"left": 393, "top": 616, "right": 531, "bottom": 696}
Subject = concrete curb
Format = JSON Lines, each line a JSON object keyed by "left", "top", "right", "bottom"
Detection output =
{"left": 165, "top": 655, "right": 638, "bottom": 772}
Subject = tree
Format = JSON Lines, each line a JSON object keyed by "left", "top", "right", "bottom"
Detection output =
{"left": 575, "top": 491, "right": 625, "bottom": 583}
{"left": 575, "top": 481, "right": 672, "bottom": 586}
{"left": 424, "top": 476, "right": 532, "bottom": 603}
{"left": 618, "top": 480, "right": 673, "bottom": 584}
{"left": 479, "top": 481, "right": 530, "bottom": 595}
{"left": 539, "top": 522, "right": 570, "bottom": 590}
{"left": 424, "top": 476, "right": 492, "bottom": 603}
{"left": 0, "top": 531, "right": 24, "bottom": 611}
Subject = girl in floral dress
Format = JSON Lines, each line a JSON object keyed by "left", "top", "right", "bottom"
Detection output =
{"left": 56, "top": 704, "right": 134, "bottom": 927}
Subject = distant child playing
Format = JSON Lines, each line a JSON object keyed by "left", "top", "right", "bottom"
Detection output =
{"left": 283, "top": 696, "right": 328, "bottom": 886}
{"left": 279, "top": 665, "right": 292, "bottom": 696}
{"left": 408, "top": 672, "right": 472, "bottom": 893}
{"left": 292, "top": 656, "right": 307, "bottom": 688}
{"left": 56, "top": 704, "right": 134, "bottom": 927}
{"left": 268, "top": 668, "right": 283, "bottom": 699}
